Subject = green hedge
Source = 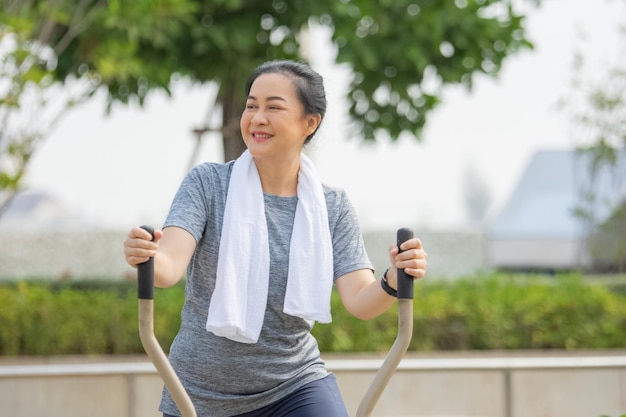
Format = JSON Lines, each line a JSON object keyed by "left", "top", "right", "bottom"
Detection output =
{"left": 0, "top": 280, "right": 184, "bottom": 356}
{"left": 315, "top": 273, "right": 626, "bottom": 352}
{"left": 0, "top": 274, "right": 625, "bottom": 356}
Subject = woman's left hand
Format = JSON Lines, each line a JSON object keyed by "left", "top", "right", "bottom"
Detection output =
{"left": 386, "top": 237, "right": 428, "bottom": 288}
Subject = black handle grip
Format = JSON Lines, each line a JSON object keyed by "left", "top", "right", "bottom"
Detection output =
{"left": 138, "top": 225, "right": 155, "bottom": 300}
{"left": 396, "top": 227, "right": 414, "bottom": 299}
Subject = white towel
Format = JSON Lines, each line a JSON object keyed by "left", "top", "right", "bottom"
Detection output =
{"left": 206, "top": 150, "right": 334, "bottom": 343}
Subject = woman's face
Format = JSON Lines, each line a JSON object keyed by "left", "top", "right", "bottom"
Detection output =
{"left": 240, "top": 73, "right": 320, "bottom": 162}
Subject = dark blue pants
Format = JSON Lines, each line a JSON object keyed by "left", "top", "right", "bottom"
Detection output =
{"left": 164, "top": 374, "right": 349, "bottom": 417}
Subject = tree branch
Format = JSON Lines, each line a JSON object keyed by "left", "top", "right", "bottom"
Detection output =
{"left": 6, "top": 0, "right": 35, "bottom": 15}
{"left": 53, "top": 0, "right": 107, "bottom": 57}
{"left": 36, "top": 0, "right": 64, "bottom": 45}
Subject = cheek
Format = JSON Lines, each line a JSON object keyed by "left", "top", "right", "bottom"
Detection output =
{"left": 240, "top": 115, "right": 249, "bottom": 135}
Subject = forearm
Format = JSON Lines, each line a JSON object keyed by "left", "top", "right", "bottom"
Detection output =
{"left": 151, "top": 226, "right": 196, "bottom": 288}
{"left": 348, "top": 278, "right": 398, "bottom": 320}
{"left": 345, "top": 235, "right": 428, "bottom": 320}
{"left": 336, "top": 269, "right": 398, "bottom": 320}
{"left": 153, "top": 252, "right": 184, "bottom": 288}
{"left": 125, "top": 226, "right": 194, "bottom": 288}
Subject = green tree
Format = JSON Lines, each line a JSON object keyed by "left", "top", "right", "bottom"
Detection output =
{"left": 0, "top": 0, "right": 194, "bottom": 215}
{"left": 564, "top": 13, "right": 626, "bottom": 271}
{"left": 0, "top": 1, "right": 104, "bottom": 216}
{"left": 1, "top": 0, "right": 539, "bottom": 213}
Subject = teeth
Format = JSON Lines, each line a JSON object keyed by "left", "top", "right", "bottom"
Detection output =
{"left": 254, "top": 134, "right": 271, "bottom": 138}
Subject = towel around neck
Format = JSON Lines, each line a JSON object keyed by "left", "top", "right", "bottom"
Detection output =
{"left": 206, "top": 150, "right": 334, "bottom": 343}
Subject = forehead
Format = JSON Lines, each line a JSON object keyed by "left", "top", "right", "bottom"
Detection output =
{"left": 248, "top": 73, "right": 298, "bottom": 100}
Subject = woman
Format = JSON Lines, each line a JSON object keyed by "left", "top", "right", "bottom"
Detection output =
{"left": 124, "top": 60, "right": 428, "bottom": 417}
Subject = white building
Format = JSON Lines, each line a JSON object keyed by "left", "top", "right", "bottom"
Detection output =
{"left": 488, "top": 149, "right": 626, "bottom": 271}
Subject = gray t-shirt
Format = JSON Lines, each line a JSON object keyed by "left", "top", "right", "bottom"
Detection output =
{"left": 159, "top": 160, "right": 373, "bottom": 417}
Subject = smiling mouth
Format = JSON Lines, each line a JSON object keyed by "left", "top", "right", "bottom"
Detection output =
{"left": 252, "top": 133, "right": 272, "bottom": 140}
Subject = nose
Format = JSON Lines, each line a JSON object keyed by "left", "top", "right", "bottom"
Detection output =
{"left": 250, "top": 108, "right": 268, "bottom": 125}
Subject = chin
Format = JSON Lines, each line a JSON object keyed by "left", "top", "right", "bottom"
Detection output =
{"left": 247, "top": 139, "right": 270, "bottom": 149}
{"left": 245, "top": 144, "right": 267, "bottom": 159}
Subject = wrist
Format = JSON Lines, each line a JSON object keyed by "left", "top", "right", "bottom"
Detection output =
{"left": 380, "top": 267, "right": 397, "bottom": 297}
{"left": 385, "top": 267, "right": 399, "bottom": 289}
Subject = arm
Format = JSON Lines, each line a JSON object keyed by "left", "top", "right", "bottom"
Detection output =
{"left": 335, "top": 237, "right": 427, "bottom": 320}
{"left": 124, "top": 226, "right": 197, "bottom": 288}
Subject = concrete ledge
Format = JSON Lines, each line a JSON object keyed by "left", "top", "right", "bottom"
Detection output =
{"left": 1, "top": 354, "right": 625, "bottom": 417}
{"left": 0, "top": 362, "right": 156, "bottom": 377}
{"left": 326, "top": 355, "right": 626, "bottom": 371}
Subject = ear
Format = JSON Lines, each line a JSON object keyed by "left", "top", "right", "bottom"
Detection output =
{"left": 305, "top": 114, "right": 322, "bottom": 136}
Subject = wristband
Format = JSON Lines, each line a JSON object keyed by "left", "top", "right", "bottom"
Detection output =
{"left": 380, "top": 267, "right": 398, "bottom": 298}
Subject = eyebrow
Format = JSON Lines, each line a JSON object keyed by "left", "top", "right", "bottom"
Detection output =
{"left": 247, "top": 95, "right": 287, "bottom": 102}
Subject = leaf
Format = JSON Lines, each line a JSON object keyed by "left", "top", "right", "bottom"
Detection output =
{"left": 1, "top": 0, "right": 540, "bottom": 164}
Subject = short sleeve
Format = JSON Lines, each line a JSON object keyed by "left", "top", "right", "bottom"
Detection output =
{"left": 163, "top": 165, "right": 213, "bottom": 243}
{"left": 327, "top": 188, "right": 374, "bottom": 280}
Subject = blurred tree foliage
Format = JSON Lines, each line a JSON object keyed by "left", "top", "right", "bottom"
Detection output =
{"left": 562, "top": 11, "right": 626, "bottom": 272}
{"left": 0, "top": 1, "right": 102, "bottom": 216}
{"left": 0, "top": 0, "right": 539, "bottom": 214}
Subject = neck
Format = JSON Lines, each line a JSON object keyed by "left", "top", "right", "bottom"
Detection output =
{"left": 254, "top": 155, "right": 300, "bottom": 196}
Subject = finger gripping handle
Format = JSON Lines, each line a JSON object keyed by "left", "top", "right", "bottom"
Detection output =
{"left": 397, "top": 227, "right": 414, "bottom": 299}
{"left": 138, "top": 225, "right": 155, "bottom": 300}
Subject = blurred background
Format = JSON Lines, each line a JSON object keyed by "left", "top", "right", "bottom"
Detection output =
{"left": 0, "top": 1, "right": 625, "bottom": 416}
{"left": 1, "top": 0, "right": 624, "bottom": 278}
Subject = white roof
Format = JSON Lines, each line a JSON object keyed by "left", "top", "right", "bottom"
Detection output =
{"left": 489, "top": 149, "right": 626, "bottom": 239}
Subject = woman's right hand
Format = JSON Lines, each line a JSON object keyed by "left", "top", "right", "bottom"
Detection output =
{"left": 124, "top": 226, "right": 164, "bottom": 267}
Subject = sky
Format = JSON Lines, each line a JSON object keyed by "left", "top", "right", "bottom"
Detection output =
{"left": 19, "top": 0, "right": 626, "bottom": 232}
